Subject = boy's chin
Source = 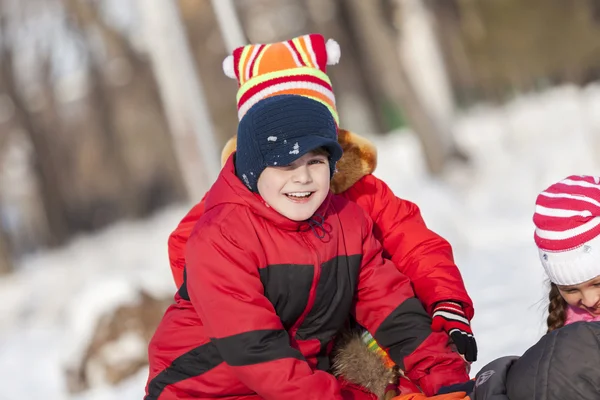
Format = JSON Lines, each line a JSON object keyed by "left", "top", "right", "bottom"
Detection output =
{"left": 278, "top": 202, "right": 321, "bottom": 222}
{"left": 283, "top": 208, "right": 319, "bottom": 222}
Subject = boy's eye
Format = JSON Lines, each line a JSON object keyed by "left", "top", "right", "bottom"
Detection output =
{"left": 308, "top": 159, "right": 326, "bottom": 165}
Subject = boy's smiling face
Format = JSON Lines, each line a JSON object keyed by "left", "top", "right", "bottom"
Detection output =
{"left": 257, "top": 150, "right": 330, "bottom": 221}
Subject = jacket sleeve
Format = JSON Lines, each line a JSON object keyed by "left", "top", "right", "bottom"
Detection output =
{"left": 186, "top": 215, "right": 342, "bottom": 400}
{"left": 168, "top": 193, "right": 207, "bottom": 288}
{"left": 469, "top": 356, "right": 518, "bottom": 400}
{"left": 348, "top": 174, "right": 473, "bottom": 319}
{"left": 352, "top": 210, "right": 470, "bottom": 396}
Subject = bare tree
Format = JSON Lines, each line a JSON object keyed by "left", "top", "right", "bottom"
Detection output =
{"left": 63, "top": 0, "right": 140, "bottom": 218}
{"left": 136, "top": 0, "right": 221, "bottom": 200}
{"left": 397, "top": 0, "right": 457, "bottom": 148}
{"left": 0, "top": 5, "right": 69, "bottom": 247}
{"left": 0, "top": 220, "right": 12, "bottom": 274}
{"left": 342, "top": 0, "right": 464, "bottom": 174}
{"left": 304, "top": 0, "right": 380, "bottom": 134}
{"left": 62, "top": 0, "right": 186, "bottom": 217}
{"left": 210, "top": 0, "right": 246, "bottom": 52}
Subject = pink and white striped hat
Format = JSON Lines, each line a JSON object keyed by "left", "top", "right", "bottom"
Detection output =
{"left": 533, "top": 175, "right": 600, "bottom": 285}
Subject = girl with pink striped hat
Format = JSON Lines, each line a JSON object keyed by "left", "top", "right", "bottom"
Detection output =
{"left": 533, "top": 175, "right": 600, "bottom": 332}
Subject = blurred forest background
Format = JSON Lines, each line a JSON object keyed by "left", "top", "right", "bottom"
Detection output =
{"left": 1, "top": 0, "right": 600, "bottom": 271}
{"left": 1, "top": 0, "right": 600, "bottom": 397}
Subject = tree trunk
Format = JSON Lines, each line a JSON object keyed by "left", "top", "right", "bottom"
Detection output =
{"left": 0, "top": 225, "right": 13, "bottom": 275}
{"left": 0, "top": 11, "right": 69, "bottom": 246}
{"left": 64, "top": 0, "right": 139, "bottom": 219}
{"left": 305, "top": 0, "right": 380, "bottom": 134}
{"left": 397, "top": 0, "right": 456, "bottom": 147}
{"left": 136, "top": 0, "right": 221, "bottom": 199}
{"left": 64, "top": 0, "right": 187, "bottom": 216}
{"left": 210, "top": 0, "right": 247, "bottom": 52}
{"left": 343, "top": 0, "right": 454, "bottom": 174}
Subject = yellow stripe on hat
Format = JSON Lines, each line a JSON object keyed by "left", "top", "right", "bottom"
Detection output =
{"left": 292, "top": 37, "right": 313, "bottom": 68}
{"left": 244, "top": 45, "right": 262, "bottom": 82}
{"left": 238, "top": 45, "right": 253, "bottom": 85}
{"left": 252, "top": 44, "right": 270, "bottom": 78}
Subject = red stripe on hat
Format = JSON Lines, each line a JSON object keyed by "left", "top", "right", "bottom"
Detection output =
{"left": 247, "top": 44, "right": 266, "bottom": 80}
{"left": 564, "top": 175, "right": 600, "bottom": 185}
{"left": 308, "top": 34, "right": 327, "bottom": 73}
{"left": 533, "top": 215, "right": 593, "bottom": 239}
{"left": 287, "top": 40, "right": 304, "bottom": 67}
{"left": 535, "top": 195, "right": 600, "bottom": 215}
{"left": 548, "top": 182, "right": 600, "bottom": 197}
{"left": 232, "top": 46, "right": 245, "bottom": 83}
{"left": 535, "top": 225, "right": 600, "bottom": 251}
{"left": 238, "top": 74, "right": 333, "bottom": 109}
{"left": 553, "top": 175, "right": 600, "bottom": 190}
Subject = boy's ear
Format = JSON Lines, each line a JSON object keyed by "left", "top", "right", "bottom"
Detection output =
{"left": 221, "top": 135, "right": 237, "bottom": 167}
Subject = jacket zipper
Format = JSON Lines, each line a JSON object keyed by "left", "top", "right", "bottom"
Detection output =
{"left": 290, "top": 231, "right": 321, "bottom": 334}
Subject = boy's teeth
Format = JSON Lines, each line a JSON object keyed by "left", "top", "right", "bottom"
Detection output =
{"left": 288, "top": 192, "right": 311, "bottom": 198}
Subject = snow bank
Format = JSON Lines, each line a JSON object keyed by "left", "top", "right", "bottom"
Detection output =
{"left": 1, "top": 84, "right": 599, "bottom": 399}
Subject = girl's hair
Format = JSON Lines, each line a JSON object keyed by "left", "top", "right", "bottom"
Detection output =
{"left": 547, "top": 282, "right": 568, "bottom": 333}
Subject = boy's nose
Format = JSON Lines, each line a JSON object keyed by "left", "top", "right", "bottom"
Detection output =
{"left": 292, "top": 166, "right": 312, "bottom": 184}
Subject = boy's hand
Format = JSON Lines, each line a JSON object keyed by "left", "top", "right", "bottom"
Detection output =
{"left": 431, "top": 301, "right": 477, "bottom": 362}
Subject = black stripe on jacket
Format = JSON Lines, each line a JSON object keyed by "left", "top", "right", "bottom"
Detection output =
{"left": 212, "top": 329, "right": 305, "bottom": 366}
{"left": 145, "top": 341, "right": 222, "bottom": 400}
{"left": 145, "top": 329, "right": 304, "bottom": 399}
{"left": 373, "top": 297, "right": 432, "bottom": 369}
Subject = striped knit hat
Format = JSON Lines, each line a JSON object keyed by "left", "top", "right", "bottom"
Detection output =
{"left": 533, "top": 175, "right": 600, "bottom": 285}
{"left": 222, "top": 33, "right": 340, "bottom": 125}
{"left": 222, "top": 34, "right": 343, "bottom": 192}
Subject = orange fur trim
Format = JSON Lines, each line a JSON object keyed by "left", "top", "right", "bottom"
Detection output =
{"left": 331, "top": 129, "right": 377, "bottom": 194}
{"left": 219, "top": 128, "right": 377, "bottom": 194}
{"left": 221, "top": 136, "right": 237, "bottom": 167}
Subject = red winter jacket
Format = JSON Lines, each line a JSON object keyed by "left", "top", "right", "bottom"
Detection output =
{"left": 168, "top": 173, "right": 473, "bottom": 319}
{"left": 146, "top": 156, "right": 469, "bottom": 400}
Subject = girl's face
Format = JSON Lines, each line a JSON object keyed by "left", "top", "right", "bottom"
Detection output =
{"left": 557, "top": 275, "right": 600, "bottom": 316}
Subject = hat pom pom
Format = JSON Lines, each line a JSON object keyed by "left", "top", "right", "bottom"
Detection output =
{"left": 326, "top": 39, "right": 341, "bottom": 65}
{"left": 222, "top": 55, "right": 236, "bottom": 79}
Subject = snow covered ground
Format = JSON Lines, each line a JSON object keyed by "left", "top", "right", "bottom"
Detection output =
{"left": 1, "top": 84, "right": 599, "bottom": 399}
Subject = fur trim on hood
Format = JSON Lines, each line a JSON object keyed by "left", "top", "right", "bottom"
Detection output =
{"left": 331, "top": 331, "right": 399, "bottom": 399}
{"left": 220, "top": 128, "right": 377, "bottom": 194}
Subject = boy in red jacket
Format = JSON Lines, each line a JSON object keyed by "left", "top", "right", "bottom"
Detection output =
{"left": 168, "top": 34, "right": 477, "bottom": 369}
{"left": 145, "top": 34, "right": 469, "bottom": 400}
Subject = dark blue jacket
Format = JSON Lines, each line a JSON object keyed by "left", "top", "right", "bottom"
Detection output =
{"left": 467, "top": 321, "right": 600, "bottom": 400}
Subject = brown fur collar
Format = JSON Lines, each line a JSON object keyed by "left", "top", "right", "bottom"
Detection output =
{"left": 220, "top": 128, "right": 377, "bottom": 194}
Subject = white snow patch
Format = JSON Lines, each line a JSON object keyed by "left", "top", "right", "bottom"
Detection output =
{"left": 0, "top": 205, "right": 186, "bottom": 400}
{"left": 289, "top": 142, "right": 300, "bottom": 155}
